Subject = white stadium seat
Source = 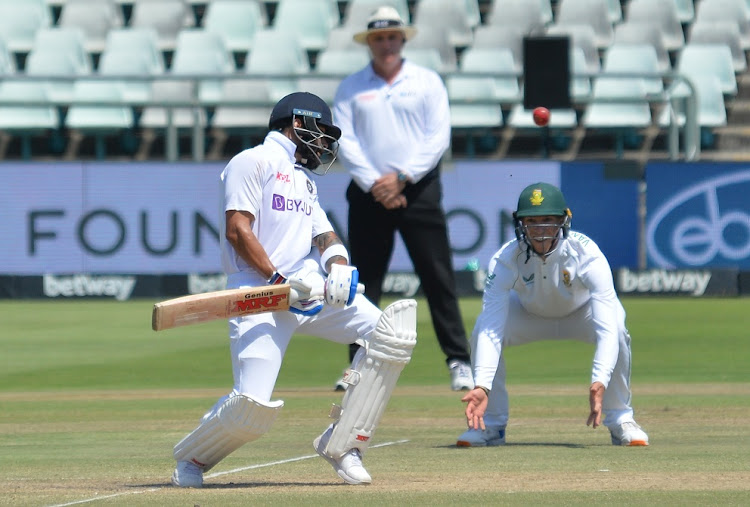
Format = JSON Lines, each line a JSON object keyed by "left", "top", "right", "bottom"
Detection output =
{"left": 0, "top": 2, "right": 51, "bottom": 53}
{"left": 677, "top": 44, "right": 738, "bottom": 95}
{"left": 659, "top": 76, "right": 727, "bottom": 128}
{"left": 56, "top": 0, "right": 123, "bottom": 53}
{"left": 556, "top": 0, "right": 614, "bottom": 49}
{"left": 202, "top": 0, "right": 268, "bottom": 53}
{"left": 129, "top": 0, "right": 195, "bottom": 51}
{"left": 626, "top": 0, "right": 685, "bottom": 51}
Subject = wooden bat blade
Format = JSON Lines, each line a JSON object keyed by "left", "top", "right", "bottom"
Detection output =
{"left": 152, "top": 285, "right": 292, "bottom": 331}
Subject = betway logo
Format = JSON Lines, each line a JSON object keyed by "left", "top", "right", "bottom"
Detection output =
{"left": 188, "top": 273, "right": 227, "bottom": 294}
{"left": 43, "top": 274, "right": 136, "bottom": 301}
{"left": 382, "top": 272, "right": 421, "bottom": 297}
{"left": 618, "top": 268, "right": 711, "bottom": 296}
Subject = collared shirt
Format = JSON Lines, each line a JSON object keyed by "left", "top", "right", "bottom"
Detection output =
{"left": 220, "top": 131, "right": 333, "bottom": 284}
{"left": 472, "top": 231, "right": 622, "bottom": 389}
{"left": 333, "top": 58, "right": 451, "bottom": 192}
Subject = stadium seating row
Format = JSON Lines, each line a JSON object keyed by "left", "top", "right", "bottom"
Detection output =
{"left": 0, "top": 0, "right": 744, "bottom": 160}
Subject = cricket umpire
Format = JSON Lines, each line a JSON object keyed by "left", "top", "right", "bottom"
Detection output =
{"left": 332, "top": 6, "right": 473, "bottom": 391}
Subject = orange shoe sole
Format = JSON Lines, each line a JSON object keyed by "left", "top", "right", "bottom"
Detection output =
{"left": 627, "top": 440, "right": 649, "bottom": 446}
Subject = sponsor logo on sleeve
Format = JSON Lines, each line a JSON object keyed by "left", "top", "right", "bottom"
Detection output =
{"left": 276, "top": 172, "right": 291, "bottom": 183}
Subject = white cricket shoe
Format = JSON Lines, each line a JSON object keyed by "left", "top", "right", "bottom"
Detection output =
{"left": 449, "top": 360, "right": 475, "bottom": 391}
{"left": 610, "top": 421, "right": 649, "bottom": 446}
{"left": 313, "top": 424, "right": 372, "bottom": 485}
{"left": 171, "top": 460, "right": 203, "bottom": 488}
{"left": 456, "top": 426, "right": 506, "bottom": 447}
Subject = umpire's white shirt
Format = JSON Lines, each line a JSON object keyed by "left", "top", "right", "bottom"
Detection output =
{"left": 333, "top": 58, "right": 451, "bottom": 191}
{"left": 220, "top": 131, "right": 333, "bottom": 287}
{"left": 473, "top": 231, "right": 622, "bottom": 389}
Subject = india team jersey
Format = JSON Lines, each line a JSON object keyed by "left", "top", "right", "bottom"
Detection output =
{"left": 220, "top": 131, "right": 333, "bottom": 282}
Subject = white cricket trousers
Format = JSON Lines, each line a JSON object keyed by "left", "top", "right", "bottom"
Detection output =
{"left": 227, "top": 294, "right": 382, "bottom": 402}
{"left": 479, "top": 293, "right": 636, "bottom": 430}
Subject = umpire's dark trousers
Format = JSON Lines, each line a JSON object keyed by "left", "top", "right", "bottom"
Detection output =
{"left": 345, "top": 168, "right": 471, "bottom": 365}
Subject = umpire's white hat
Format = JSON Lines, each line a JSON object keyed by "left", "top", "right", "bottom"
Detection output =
{"left": 353, "top": 6, "right": 417, "bottom": 44}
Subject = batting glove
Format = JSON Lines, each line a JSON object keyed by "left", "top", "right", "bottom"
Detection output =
{"left": 325, "top": 264, "right": 359, "bottom": 308}
{"left": 268, "top": 271, "right": 324, "bottom": 316}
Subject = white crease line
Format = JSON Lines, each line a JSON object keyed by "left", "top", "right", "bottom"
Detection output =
{"left": 48, "top": 488, "right": 161, "bottom": 507}
{"left": 47, "top": 439, "right": 409, "bottom": 507}
{"left": 208, "top": 439, "right": 409, "bottom": 478}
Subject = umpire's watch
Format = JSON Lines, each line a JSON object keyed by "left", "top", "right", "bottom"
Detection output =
{"left": 396, "top": 171, "right": 408, "bottom": 184}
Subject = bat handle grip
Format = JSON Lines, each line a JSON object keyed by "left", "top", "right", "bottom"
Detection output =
{"left": 302, "top": 283, "right": 365, "bottom": 300}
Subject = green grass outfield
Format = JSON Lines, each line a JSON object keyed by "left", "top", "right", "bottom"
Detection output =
{"left": 1, "top": 297, "right": 749, "bottom": 505}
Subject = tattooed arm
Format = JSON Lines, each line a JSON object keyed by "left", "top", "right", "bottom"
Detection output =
{"left": 314, "top": 231, "right": 349, "bottom": 273}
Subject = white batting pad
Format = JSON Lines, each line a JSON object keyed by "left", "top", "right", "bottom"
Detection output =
{"left": 173, "top": 393, "right": 283, "bottom": 472}
{"left": 324, "top": 299, "right": 417, "bottom": 459}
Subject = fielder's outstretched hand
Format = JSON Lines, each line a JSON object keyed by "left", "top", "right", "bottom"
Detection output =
{"left": 462, "top": 387, "right": 489, "bottom": 430}
{"left": 587, "top": 381, "right": 605, "bottom": 428}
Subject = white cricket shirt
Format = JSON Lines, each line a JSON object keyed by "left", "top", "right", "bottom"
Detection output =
{"left": 472, "top": 231, "right": 622, "bottom": 389}
{"left": 220, "top": 131, "right": 334, "bottom": 285}
{"left": 333, "top": 59, "right": 451, "bottom": 191}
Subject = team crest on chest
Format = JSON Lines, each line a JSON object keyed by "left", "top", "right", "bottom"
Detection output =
{"left": 562, "top": 269, "right": 571, "bottom": 287}
{"left": 306, "top": 180, "right": 313, "bottom": 194}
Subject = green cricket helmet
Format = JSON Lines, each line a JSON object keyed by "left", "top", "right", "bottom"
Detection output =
{"left": 513, "top": 182, "right": 572, "bottom": 257}
{"left": 515, "top": 182, "right": 569, "bottom": 217}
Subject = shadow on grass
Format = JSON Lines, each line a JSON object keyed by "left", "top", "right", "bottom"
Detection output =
{"left": 439, "top": 442, "right": 588, "bottom": 449}
{"left": 129, "top": 481, "right": 347, "bottom": 489}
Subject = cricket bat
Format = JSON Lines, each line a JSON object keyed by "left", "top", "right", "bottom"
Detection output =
{"left": 152, "top": 283, "right": 364, "bottom": 331}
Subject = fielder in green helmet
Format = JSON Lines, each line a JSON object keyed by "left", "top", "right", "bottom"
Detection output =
{"left": 457, "top": 182, "right": 649, "bottom": 448}
{"left": 513, "top": 182, "right": 573, "bottom": 260}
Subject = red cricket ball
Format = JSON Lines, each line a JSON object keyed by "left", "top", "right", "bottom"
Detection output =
{"left": 532, "top": 106, "right": 550, "bottom": 127}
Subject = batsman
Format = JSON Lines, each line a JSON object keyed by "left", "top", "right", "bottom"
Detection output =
{"left": 458, "top": 182, "right": 649, "bottom": 448}
{"left": 171, "top": 92, "right": 417, "bottom": 488}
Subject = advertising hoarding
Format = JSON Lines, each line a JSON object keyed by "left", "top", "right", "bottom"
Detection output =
{"left": 0, "top": 161, "right": 560, "bottom": 275}
{"left": 646, "top": 164, "right": 750, "bottom": 269}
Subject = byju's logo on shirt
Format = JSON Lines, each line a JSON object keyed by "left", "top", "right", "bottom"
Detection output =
{"left": 272, "top": 194, "right": 312, "bottom": 215}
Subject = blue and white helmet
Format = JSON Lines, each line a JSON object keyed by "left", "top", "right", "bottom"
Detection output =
{"left": 269, "top": 92, "right": 341, "bottom": 175}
